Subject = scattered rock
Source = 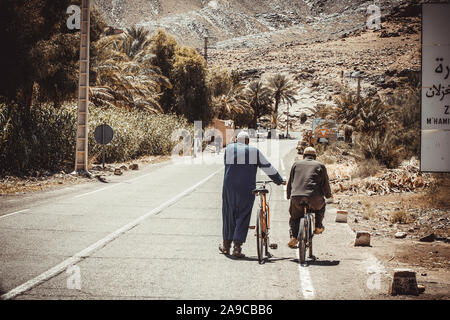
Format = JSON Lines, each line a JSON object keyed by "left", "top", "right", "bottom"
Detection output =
{"left": 129, "top": 164, "right": 139, "bottom": 171}
{"left": 120, "top": 165, "right": 128, "bottom": 171}
{"left": 420, "top": 233, "right": 436, "bottom": 243}
{"left": 395, "top": 232, "right": 407, "bottom": 239}
{"left": 114, "top": 168, "right": 123, "bottom": 176}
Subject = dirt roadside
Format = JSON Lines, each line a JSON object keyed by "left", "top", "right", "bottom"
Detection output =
{"left": 0, "top": 155, "right": 170, "bottom": 196}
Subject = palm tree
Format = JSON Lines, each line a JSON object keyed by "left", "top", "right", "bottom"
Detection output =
{"left": 117, "top": 26, "right": 153, "bottom": 60}
{"left": 212, "top": 84, "right": 252, "bottom": 120}
{"left": 90, "top": 32, "right": 171, "bottom": 113}
{"left": 244, "top": 80, "right": 273, "bottom": 129}
{"left": 267, "top": 74, "right": 299, "bottom": 129}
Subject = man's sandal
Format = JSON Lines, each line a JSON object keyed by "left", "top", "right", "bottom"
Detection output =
{"left": 232, "top": 247, "right": 245, "bottom": 258}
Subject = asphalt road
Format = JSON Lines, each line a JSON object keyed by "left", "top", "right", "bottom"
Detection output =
{"left": 0, "top": 137, "right": 389, "bottom": 300}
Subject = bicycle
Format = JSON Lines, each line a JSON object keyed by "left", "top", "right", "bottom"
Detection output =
{"left": 297, "top": 199, "right": 316, "bottom": 266}
{"left": 252, "top": 181, "right": 278, "bottom": 264}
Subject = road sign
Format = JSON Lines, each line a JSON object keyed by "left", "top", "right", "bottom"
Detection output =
{"left": 94, "top": 124, "right": 114, "bottom": 145}
{"left": 421, "top": 4, "right": 450, "bottom": 172}
{"left": 320, "top": 129, "right": 329, "bottom": 138}
{"left": 94, "top": 124, "right": 114, "bottom": 169}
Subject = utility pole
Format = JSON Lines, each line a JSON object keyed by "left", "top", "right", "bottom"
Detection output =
{"left": 356, "top": 76, "right": 361, "bottom": 101}
{"left": 74, "top": 0, "right": 90, "bottom": 173}
{"left": 286, "top": 104, "right": 290, "bottom": 138}
{"left": 204, "top": 36, "right": 209, "bottom": 65}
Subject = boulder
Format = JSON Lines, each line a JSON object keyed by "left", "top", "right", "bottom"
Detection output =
{"left": 420, "top": 233, "right": 436, "bottom": 243}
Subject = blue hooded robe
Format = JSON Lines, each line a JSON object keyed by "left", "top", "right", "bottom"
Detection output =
{"left": 222, "top": 142, "right": 283, "bottom": 243}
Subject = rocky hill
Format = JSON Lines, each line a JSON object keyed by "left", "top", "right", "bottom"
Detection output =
{"left": 94, "top": 0, "right": 414, "bottom": 48}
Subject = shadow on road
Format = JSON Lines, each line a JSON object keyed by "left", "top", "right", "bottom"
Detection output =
{"left": 224, "top": 255, "right": 292, "bottom": 263}
{"left": 290, "top": 259, "right": 340, "bottom": 267}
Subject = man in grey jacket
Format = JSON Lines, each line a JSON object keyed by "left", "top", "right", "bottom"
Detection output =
{"left": 286, "top": 147, "right": 332, "bottom": 248}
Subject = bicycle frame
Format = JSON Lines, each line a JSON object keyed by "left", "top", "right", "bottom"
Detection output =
{"left": 254, "top": 181, "right": 273, "bottom": 264}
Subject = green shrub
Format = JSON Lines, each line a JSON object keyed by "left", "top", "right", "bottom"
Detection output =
{"left": 0, "top": 103, "right": 189, "bottom": 175}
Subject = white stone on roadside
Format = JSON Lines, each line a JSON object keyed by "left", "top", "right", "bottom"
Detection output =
{"left": 395, "top": 232, "right": 407, "bottom": 239}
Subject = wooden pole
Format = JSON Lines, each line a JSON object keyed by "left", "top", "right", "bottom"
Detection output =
{"left": 75, "top": 0, "right": 90, "bottom": 173}
{"left": 204, "top": 36, "right": 208, "bottom": 65}
{"left": 357, "top": 76, "right": 361, "bottom": 101}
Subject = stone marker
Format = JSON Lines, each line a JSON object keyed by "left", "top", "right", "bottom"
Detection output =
{"left": 336, "top": 210, "right": 348, "bottom": 223}
{"left": 355, "top": 231, "right": 371, "bottom": 246}
{"left": 389, "top": 269, "right": 419, "bottom": 296}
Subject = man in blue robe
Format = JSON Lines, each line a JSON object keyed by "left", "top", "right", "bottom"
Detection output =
{"left": 219, "top": 132, "right": 285, "bottom": 258}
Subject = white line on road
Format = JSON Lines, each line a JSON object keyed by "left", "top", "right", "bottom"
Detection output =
{"left": 0, "top": 209, "right": 30, "bottom": 220}
{"left": 1, "top": 167, "right": 223, "bottom": 301}
{"left": 296, "top": 251, "right": 316, "bottom": 300}
{"left": 73, "top": 183, "right": 122, "bottom": 199}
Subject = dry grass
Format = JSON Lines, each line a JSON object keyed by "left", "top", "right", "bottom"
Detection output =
{"left": 362, "top": 202, "right": 377, "bottom": 220}
{"left": 415, "top": 175, "right": 450, "bottom": 209}
{"left": 389, "top": 210, "right": 417, "bottom": 224}
{"left": 351, "top": 158, "right": 384, "bottom": 179}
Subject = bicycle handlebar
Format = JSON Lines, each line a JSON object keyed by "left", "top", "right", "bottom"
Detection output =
{"left": 256, "top": 180, "right": 275, "bottom": 184}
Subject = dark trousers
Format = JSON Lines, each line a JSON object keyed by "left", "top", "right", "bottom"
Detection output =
{"left": 289, "top": 196, "right": 325, "bottom": 238}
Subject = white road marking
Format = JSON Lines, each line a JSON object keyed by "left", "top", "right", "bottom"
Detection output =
{"left": 296, "top": 250, "right": 316, "bottom": 300}
{"left": 73, "top": 183, "right": 122, "bottom": 199}
{"left": 1, "top": 167, "right": 223, "bottom": 301}
{"left": 0, "top": 209, "right": 30, "bottom": 220}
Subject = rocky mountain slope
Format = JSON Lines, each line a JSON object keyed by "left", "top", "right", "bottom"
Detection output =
{"left": 94, "top": 0, "right": 411, "bottom": 47}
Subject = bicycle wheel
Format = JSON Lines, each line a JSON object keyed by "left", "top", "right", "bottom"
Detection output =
{"left": 264, "top": 215, "right": 269, "bottom": 257}
{"left": 256, "top": 211, "right": 265, "bottom": 264}
{"left": 298, "top": 218, "right": 307, "bottom": 265}
{"left": 307, "top": 214, "right": 314, "bottom": 259}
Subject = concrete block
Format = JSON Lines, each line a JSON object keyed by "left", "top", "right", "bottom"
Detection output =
{"left": 389, "top": 269, "right": 419, "bottom": 296}
{"left": 355, "top": 231, "right": 371, "bottom": 246}
{"left": 336, "top": 210, "right": 348, "bottom": 223}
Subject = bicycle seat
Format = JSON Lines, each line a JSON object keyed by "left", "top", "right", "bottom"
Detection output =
{"left": 252, "top": 187, "right": 269, "bottom": 195}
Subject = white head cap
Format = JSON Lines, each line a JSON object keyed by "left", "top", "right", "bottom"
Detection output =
{"left": 237, "top": 131, "right": 250, "bottom": 143}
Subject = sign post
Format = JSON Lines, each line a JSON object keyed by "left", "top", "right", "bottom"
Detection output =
{"left": 74, "top": 0, "right": 91, "bottom": 173}
{"left": 421, "top": 4, "right": 450, "bottom": 172}
{"left": 94, "top": 125, "right": 114, "bottom": 169}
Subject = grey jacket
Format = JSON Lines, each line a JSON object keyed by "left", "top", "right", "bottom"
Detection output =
{"left": 287, "top": 158, "right": 332, "bottom": 210}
